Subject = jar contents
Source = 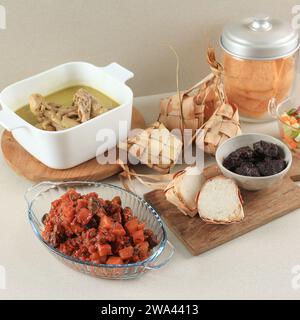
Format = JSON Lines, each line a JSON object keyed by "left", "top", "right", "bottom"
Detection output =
{"left": 224, "top": 53, "right": 295, "bottom": 119}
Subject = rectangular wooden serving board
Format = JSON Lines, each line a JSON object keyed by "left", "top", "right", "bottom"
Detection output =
{"left": 144, "top": 157, "right": 300, "bottom": 255}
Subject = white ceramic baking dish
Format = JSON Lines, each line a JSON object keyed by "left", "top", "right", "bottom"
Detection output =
{"left": 0, "top": 62, "right": 134, "bottom": 169}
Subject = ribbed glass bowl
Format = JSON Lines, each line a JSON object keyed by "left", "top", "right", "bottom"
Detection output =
{"left": 25, "top": 181, "right": 174, "bottom": 280}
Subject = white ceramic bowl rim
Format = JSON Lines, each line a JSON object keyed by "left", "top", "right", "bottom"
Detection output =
{"left": 216, "top": 133, "right": 292, "bottom": 180}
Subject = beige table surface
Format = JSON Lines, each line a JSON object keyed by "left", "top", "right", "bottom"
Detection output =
{"left": 1, "top": 93, "right": 300, "bottom": 300}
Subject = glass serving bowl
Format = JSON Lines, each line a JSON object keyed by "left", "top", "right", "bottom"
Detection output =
{"left": 269, "top": 97, "right": 300, "bottom": 153}
{"left": 25, "top": 181, "right": 174, "bottom": 280}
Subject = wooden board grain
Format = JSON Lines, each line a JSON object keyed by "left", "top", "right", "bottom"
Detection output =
{"left": 1, "top": 107, "right": 145, "bottom": 182}
{"left": 144, "top": 158, "right": 300, "bottom": 255}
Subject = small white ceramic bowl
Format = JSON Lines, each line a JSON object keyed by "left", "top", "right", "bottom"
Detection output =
{"left": 215, "top": 133, "right": 292, "bottom": 191}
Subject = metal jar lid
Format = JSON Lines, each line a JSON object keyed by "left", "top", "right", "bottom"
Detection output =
{"left": 220, "top": 15, "right": 300, "bottom": 60}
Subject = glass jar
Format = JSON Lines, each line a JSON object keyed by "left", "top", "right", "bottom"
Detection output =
{"left": 220, "top": 15, "right": 300, "bottom": 122}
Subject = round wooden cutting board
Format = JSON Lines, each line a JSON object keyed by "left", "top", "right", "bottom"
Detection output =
{"left": 1, "top": 107, "right": 145, "bottom": 182}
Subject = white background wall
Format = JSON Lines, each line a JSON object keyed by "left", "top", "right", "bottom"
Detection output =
{"left": 0, "top": 0, "right": 298, "bottom": 96}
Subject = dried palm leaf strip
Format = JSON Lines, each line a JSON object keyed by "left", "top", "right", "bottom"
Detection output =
{"left": 158, "top": 48, "right": 224, "bottom": 134}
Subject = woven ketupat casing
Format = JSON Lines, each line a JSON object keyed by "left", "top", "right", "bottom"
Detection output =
{"left": 119, "top": 121, "right": 183, "bottom": 173}
{"left": 200, "top": 103, "right": 242, "bottom": 155}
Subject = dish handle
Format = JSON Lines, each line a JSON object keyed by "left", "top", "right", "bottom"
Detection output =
{"left": 102, "top": 63, "right": 134, "bottom": 83}
{"left": 144, "top": 240, "right": 175, "bottom": 270}
{"left": 0, "top": 103, "right": 26, "bottom": 131}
